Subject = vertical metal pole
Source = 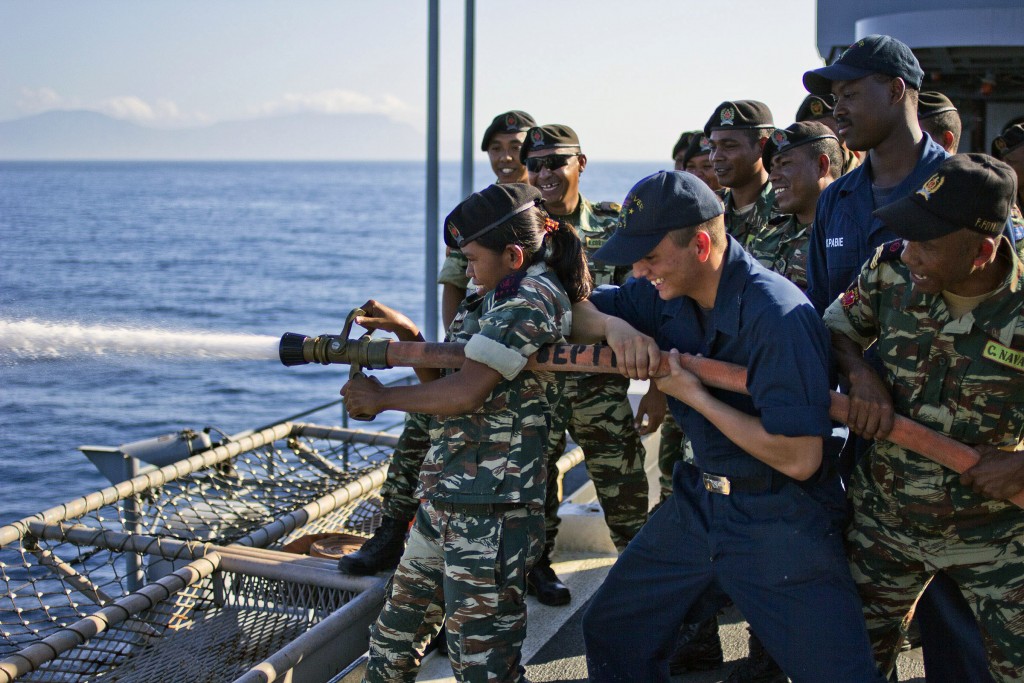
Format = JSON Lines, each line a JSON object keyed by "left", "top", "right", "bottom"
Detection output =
{"left": 425, "top": 0, "right": 440, "bottom": 341}
{"left": 461, "top": 0, "right": 475, "bottom": 199}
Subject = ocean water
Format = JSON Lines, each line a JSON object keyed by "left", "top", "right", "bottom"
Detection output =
{"left": 0, "top": 160, "right": 661, "bottom": 524}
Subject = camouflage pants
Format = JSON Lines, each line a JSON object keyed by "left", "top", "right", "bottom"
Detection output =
{"left": 379, "top": 412, "right": 432, "bottom": 522}
{"left": 363, "top": 501, "right": 544, "bottom": 683}
{"left": 656, "top": 414, "right": 690, "bottom": 502}
{"left": 544, "top": 373, "right": 648, "bottom": 553}
{"left": 847, "top": 443, "right": 1024, "bottom": 682}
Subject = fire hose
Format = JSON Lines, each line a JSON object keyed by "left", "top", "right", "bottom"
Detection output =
{"left": 280, "top": 329, "right": 1024, "bottom": 508}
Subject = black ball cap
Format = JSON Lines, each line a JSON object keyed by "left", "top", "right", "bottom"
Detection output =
{"left": 520, "top": 124, "right": 582, "bottom": 162}
{"left": 480, "top": 110, "right": 536, "bottom": 151}
{"left": 874, "top": 154, "right": 1016, "bottom": 242}
{"left": 593, "top": 171, "right": 724, "bottom": 266}
{"left": 795, "top": 94, "right": 835, "bottom": 122}
{"left": 762, "top": 121, "right": 838, "bottom": 172}
{"left": 444, "top": 183, "right": 542, "bottom": 248}
{"left": 917, "top": 91, "right": 957, "bottom": 120}
{"left": 703, "top": 100, "right": 774, "bottom": 136}
{"left": 803, "top": 34, "right": 924, "bottom": 98}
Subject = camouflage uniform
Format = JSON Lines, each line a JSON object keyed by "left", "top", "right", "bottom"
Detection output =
{"left": 823, "top": 239, "right": 1024, "bottom": 682}
{"left": 543, "top": 196, "right": 648, "bottom": 553}
{"left": 843, "top": 147, "right": 862, "bottom": 176}
{"left": 746, "top": 214, "right": 811, "bottom": 292}
{"left": 365, "top": 262, "right": 572, "bottom": 683}
{"left": 655, "top": 414, "right": 690, "bottom": 501}
{"left": 720, "top": 182, "right": 778, "bottom": 249}
{"left": 437, "top": 248, "right": 470, "bottom": 291}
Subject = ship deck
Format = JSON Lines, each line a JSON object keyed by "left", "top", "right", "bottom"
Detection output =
{"left": 337, "top": 383, "right": 927, "bottom": 683}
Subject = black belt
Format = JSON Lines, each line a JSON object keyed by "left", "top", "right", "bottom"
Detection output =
{"left": 431, "top": 501, "right": 530, "bottom": 515}
{"left": 702, "top": 471, "right": 787, "bottom": 495}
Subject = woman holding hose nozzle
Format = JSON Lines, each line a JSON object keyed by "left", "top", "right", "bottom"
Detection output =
{"left": 341, "top": 183, "right": 591, "bottom": 683}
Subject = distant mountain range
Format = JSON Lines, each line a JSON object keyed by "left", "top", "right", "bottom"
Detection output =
{"left": 0, "top": 110, "right": 425, "bottom": 160}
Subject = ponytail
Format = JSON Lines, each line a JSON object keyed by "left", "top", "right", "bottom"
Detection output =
{"left": 543, "top": 219, "right": 592, "bottom": 303}
{"left": 471, "top": 206, "right": 592, "bottom": 303}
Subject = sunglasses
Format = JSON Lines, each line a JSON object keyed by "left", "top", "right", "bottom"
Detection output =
{"left": 526, "top": 154, "right": 578, "bottom": 173}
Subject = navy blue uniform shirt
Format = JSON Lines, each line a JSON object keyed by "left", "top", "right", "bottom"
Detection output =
{"left": 806, "top": 136, "right": 948, "bottom": 314}
{"left": 590, "top": 235, "right": 833, "bottom": 480}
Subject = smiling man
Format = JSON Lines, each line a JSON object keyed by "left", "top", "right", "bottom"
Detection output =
{"left": 803, "top": 38, "right": 995, "bottom": 682}
{"left": 518, "top": 124, "right": 649, "bottom": 606}
{"left": 824, "top": 154, "right": 1024, "bottom": 682}
{"left": 704, "top": 100, "right": 777, "bottom": 249}
{"left": 574, "top": 170, "right": 885, "bottom": 683}
{"left": 748, "top": 121, "right": 843, "bottom": 291}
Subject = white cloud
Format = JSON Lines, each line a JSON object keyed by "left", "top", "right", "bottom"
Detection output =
{"left": 15, "top": 87, "right": 209, "bottom": 127}
{"left": 251, "top": 89, "right": 415, "bottom": 123}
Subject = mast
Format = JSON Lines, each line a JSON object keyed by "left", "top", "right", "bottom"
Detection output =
{"left": 461, "top": 0, "right": 476, "bottom": 200}
{"left": 424, "top": 0, "right": 440, "bottom": 340}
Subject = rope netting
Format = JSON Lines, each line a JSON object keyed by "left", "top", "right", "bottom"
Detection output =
{"left": 0, "top": 420, "right": 398, "bottom": 682}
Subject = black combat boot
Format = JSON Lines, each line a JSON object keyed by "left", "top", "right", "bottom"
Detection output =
{"left": 668, "top": 615, "right": 724, "bottom": 674}
{"left": 526, "top": 554, "right": 571, "bottom": 606}
{"left": 337, "top": 515, "right": 409, "bottom": 575}
{"left": 725, "top": 630, "right": 789, "bottom": 683}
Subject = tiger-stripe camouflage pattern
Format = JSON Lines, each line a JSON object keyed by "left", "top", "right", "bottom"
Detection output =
{"left": 379, "top": 296, "right": 485, "bottom": 522}
{"left": 543, "top": 372, "right": 648, "bottom": 552}
{"left": 824, "top": 238, "right": 1024, "bottom": 681}
{"left": 541, "top": 196, "right": 648, "bottom": 554}
{"left": 364, "top": 502, "right": 543, "bottom": 683}
{"left": 364, "top": 262, "right": 571, "bottom": 682}
{"left": 746, "top": 214, "right": 810, "bottom": 291}
{"left": 379, "top": 411, "right": 431, "bottom": 522}
{"left": 720, "top": 182, "right": 779, "bottom": 249}
{"left": 416, "top": 262, "right": 571, "bottom": 506}
{"left": 437, "top": 248, "right": 471, "bottom": 290}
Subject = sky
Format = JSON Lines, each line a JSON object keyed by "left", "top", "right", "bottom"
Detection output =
{"left": 0, "top": 0, "right": 828, "bottom": 161}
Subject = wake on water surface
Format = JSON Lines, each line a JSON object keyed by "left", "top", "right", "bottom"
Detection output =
{"left": 0, "top": 319, "right": 282, "bottom": 362}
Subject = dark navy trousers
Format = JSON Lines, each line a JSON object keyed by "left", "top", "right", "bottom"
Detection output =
{"left": 582, "top": 465, "right": 886, "bottom": 683}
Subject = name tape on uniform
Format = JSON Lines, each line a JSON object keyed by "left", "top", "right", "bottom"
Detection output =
{"left": 983, "top": 340, "right": 1024, "bottom": 373}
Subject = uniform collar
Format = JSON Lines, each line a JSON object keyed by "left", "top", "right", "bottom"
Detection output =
{"left": 971, "top": 239, "right": 1024, "bottom": 346}
{"left": 839, "top": 136, "right": 948, "bottom": 197}
{"left": 723, "top": 181, "right": 773, "bottom": 214}
{"left": 705, "top": 236, "right": 750, "bottom": 337}
{"left": 904, "top": 238, "right": 1024, "bottom": 345}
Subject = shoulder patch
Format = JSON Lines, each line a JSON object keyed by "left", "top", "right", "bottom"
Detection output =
{"left": 594, "top": 201, "right": 621, "bottom": 214}
{"left": 840, "top": 287, "right": 860, "bottom": 309}
{"left": 869, "top": 239, "right": 904, "bottom": 269}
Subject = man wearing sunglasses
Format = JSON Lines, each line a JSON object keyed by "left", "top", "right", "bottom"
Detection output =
{"left": 518, "top": 124, "right": 650, "bottom": 607}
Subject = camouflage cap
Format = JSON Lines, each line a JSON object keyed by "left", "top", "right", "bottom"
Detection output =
{"left": 480, "top": 110, "right": 536, "bottom": 151}
{"left": 682, "top": 133, "right": 713, "bottom": 166}
{"left": 992, "top": 124, "right": 1024, "bottom": 159}
{"left": 593, "top": 171, "right": 724, "bottom": 266}
{"left": 703, "top": 100, "right": 774, "bottom": 136}
{"left": 795, "top": 94, "right": 836, "bottom": 122}
{"left": 672, "top": 131, "right": 697, "bottom": 160}
{"left": 762, "top": 121, "right": 839, "bottom": 172}
{"left": 444, "top": 183, "right": 542, "bottom": 248}
{"left": 519, "top": 124, "right": 582, "bottom": 162}
{"left": 874, "top": 154, "right": 1016, "bottom": 242}
{"left": 917, "top": 92, "right": 957, "bottom": 120}
{"left": 803, "top": 34, "right": 924, "bottom": 98}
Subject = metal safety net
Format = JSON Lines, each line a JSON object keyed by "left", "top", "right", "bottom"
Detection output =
{"left": 0, "top": 420, "right": 399, "bottom": 682}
